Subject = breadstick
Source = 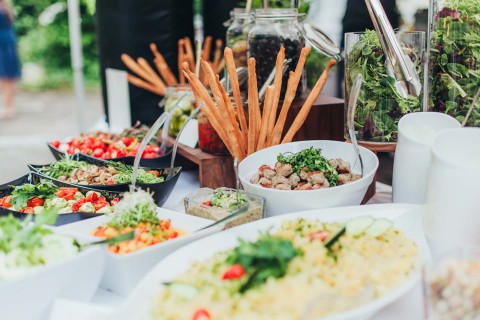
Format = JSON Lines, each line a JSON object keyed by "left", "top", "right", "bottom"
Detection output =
{"left": 137, "top": 57, "right": 166, "bottom": 91}
{"left": 282, "top": 59, "right": 336, "bottom": 144}
{"left": 247, "top": 58, "right": 261, "bottom": 155}
{"left": 202, "top": 36, "right": 213, "bottom": 62}
{"left": 265, "top": 47, "right": 285, "bottom": 147}
{"left": 127, "top": 74, "right": 165, "bottom": 95}
{"left": 201, "top": 60, "right": 241, "bottom": 159}
{"left": 184, "top": 37, "right": 196, "bottom": 71}
{"left": 178, "top": 39, "right": 186, "bottom": 83}
{"left": 215, "top": 74, "right": 247, "bottom": 158}
{"left": 183, "top": 68, "right": 235, "bottom": 155}
{"left": 224, "top": 47, "right": 248, "bottom": 142}
{"left": 213, "top": 39, "right": 223, "bottom": 71}
{"left": 121, "top": 54, "right": 157, "bottom": 85}
{"left": 257, "top": 85, "right": 275, "bottom": 151}
{"left": 150, "top": 43, "right": 178, "bottom": 85}
{"left": 270, "top": 46, "right": 311, "bottom": 146}
{"left": 215, "top": 60, "right": 225, "bottom": 74}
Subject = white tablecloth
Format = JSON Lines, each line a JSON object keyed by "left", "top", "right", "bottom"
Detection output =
{"left": 88, "top": 171, "right": 423, "bottom": 319}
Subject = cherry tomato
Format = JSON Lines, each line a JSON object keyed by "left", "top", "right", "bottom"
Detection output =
{"left": 67, "top": 146, "right": 77, "bottom": 154}
{"left": 192, "top": 309, "right": 211, "bottom": 320}
{"left": 307, "top": 230, "right": 331, "bottom": 242}
{"left": 86, "top": 192, "right": 99, "bottom": 202}
{"left": 111, "top": 197, "right": 120, "bottom": 204}
{"left": 92, "top": 148, "right": 104, "bottom": 158}
{"left": 27, "top": 197, "right": 44, "bottom": 207}
{"left": 222, "top": 264, "right": 246, "bottom": 280}
{"left": 93, "top": 202, "right": 108, "bottom": 211}
{"left": 143, "top": 152, "right": 158, "bottom": 159}
{"left": 106, "top": 179, "right": 116, "bottom": 185}
{"left": 83, "top": 137, "right": 95, "bottom": 149}
{"left": 50, "top": 140, "right": 61, "bottom": 148}
{"left": 21, "top": 207, "right": 35, "bottom": 214}
{"left": 0, "top": 195, "right": 12, "bottom": 208}
{"left": 148, "top": 170, "right": 160, "bottom": 177}
{"left": 92, "top": 140, "right": 106, "bottom": 150}
{"left": 56, "top": 187, "right": 78, "bottom": 200}
{"left": 116, "top": 149, "right": 127, "bottom": 158}
{"left": 121, "top": 137, "right": 133, "bottom": 146}
{"left": 72, "top": 198, "right": 87, "bottom": 212}
{"left": 202, "top": 200, "right": 212, "bottom": 206}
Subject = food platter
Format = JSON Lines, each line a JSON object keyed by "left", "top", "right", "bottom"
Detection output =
{"left": 28, "top": 154, "right": 182, "bottom": 206}
{"left": 51, "top": 204, "right": 429, "bottom": 320}
{"left": 0, "top": 172, "right": 121, "bottom": 226}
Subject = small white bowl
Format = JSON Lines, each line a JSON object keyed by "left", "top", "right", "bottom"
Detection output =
{"left": 0, "top": 235, "right": 104, "bottom": 320}
{"left": 57, "top": 209, "right": 222, "bottom": 297}
{"left": 239, "top": 140, "right": 379, "bottom": 215}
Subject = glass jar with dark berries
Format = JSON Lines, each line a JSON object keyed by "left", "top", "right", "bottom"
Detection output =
{"left": 248, "top": 8, "right": 306, "bottom": 100}
{"left": 226, "top": 8, "right": 251, "bottom": 68}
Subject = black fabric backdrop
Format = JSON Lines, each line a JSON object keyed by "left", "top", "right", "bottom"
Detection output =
{"left": 96, "top": 0, "right": 237, "bottom": 126}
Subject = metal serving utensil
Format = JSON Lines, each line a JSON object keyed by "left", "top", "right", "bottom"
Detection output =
{"left": 166, "top": 102, "right": 206, "bottom": 180}
{"left": 347, "top": 74, "right": 364, "bottom": 177}
{"left": 365, "top": 0, "right": 421, "bottom": 98}
{"left": 462, "top": 86, "right": 480, "bottom": 127}
{"left": 129, "top": 112, "right": 170, "bottom": 192}
{"left": 82, "top": 231, "right": 135, "bottom": 247}
{"left": 258, "top": 58, "right": 292, "bottom": 102}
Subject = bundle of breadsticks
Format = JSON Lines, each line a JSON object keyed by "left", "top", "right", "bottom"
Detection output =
{"left": 182, "top": 45, "right": 336, "bottom": 161}
{"left": 121, "top": 36, "right": 224, "bottom": 96}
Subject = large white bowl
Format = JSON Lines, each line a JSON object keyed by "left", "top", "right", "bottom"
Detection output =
{"left": 48, "top": 204, "right": 429, "bottom": 320}
{"left": 0, "top": 234, "right": 105, "bottom": 320}
{"left": 239, "top": 140, "right": 379, "bottom": 215}
{"left": 57, "top": 208, "right": 223, "bottom": 296}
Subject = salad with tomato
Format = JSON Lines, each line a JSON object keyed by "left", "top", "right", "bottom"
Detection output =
{"left": 49, "top": 124, "right": 164, "bottom": 160}
{"left": 92, "top": 190, "right": 185, "bottom": 254}
{"left": 0, "top": 180, "right": 118, "bottom": 215}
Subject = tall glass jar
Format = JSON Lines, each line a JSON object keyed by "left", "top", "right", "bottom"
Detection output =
{"left": 162, "top": 85, "right": 196, "bottom": 137}
{"left": 248, "top": 8, "right": 306, "bottom": 99}
{"left": 344, "top": 30, "right": 425, "bottom": 144}
{"left": 226, "top": 8, "right": 251, "bottom": 68}
{"left": 426, "top": 0, "right": 480, "bottom": 126}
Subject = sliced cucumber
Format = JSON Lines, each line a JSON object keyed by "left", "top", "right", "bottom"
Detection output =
{"left": 324, "top": 225, "right": 346, "bottom": 249}
{"left": 166, "top": 282, "right": 198, "bottom": 299}
{"left": 365, "top": 219, "right": 393, "bottom": 238}
{"left": 346, "top": 217, "right": 374, "bottom": 236}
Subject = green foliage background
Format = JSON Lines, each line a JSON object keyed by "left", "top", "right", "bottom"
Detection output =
{"left": 13, "top": 0, "right": 98, "bottom": 89}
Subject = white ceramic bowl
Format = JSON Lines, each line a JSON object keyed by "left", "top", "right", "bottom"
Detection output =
{"left": 57, "top": 209, "right": 222, "bottom": 296}
{"left": 0, "top": 234, "right": 104, "bottom": 320}
{"left": 239, "top": 140, "right": 379, "bottom": 215}
{"left": 51, "top": 204, "right": 429, "bottom": 320}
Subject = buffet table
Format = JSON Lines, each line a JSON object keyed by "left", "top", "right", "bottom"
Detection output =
{"left": 82, "top": 171, "right": 424, "bottom": 320}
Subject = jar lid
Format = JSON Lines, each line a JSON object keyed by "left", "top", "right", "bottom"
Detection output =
{"left": 253, "top": 8, "right": 305, "bottom": 19}
{"left": 302, "top": 23, "right": 342, "bottom": 61}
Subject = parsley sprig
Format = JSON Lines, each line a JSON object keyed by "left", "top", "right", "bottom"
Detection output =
{"left": 226, "top": 233, "right": 301, "bottom": 293}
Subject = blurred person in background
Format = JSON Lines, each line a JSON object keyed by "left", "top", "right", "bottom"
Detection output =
{"left": 0, "top": 0, "right": 20, "bottom": 120}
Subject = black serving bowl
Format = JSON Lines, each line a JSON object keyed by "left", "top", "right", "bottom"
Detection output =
{"left": 0, "top": 172, "right": 122, "bottom": 226}
{"left": 28, "top": 154, "right": 182, "bottom": 207}
{"left": 47, "top": 142, "right": 173, "bottom": 168}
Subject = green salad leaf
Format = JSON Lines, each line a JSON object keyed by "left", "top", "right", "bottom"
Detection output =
{"left": 109, "top": 162, "right": 164, "bottom": 184}
{"left": 38, "top": 156, "right": 88, "bottom": 179}
{"left": 429, "top": 0, "right": 480, "bottom": 126}
{"left": 227, "top": 233, "right": 301, "bottom": 293}
{"left": 106, "top": 190, "right": 159, "bottom": 229}
{"left": 210, "top": 189, "right": 248, "bottom": 211}
{"left": 277, "top": 147, "right": 339, "bottom": 186}
{"left": 10, "top": 180, "right": 58, "bottom": 209}
{"left": 346, "top": 29, "right": 421, "bottom": 142}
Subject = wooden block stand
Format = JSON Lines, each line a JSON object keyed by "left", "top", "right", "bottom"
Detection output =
{"left": 166, "top": 94, "right": 377, "bottom": 203}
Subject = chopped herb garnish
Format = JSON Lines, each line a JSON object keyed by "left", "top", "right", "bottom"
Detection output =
{"left": 277, "top": 147, "right": 339, "bottom": 186}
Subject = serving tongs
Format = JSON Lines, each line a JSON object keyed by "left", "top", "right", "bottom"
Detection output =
{"left": 347, "top": 74, "right": 364, "bottom": 177}
{"left": 365, "top": 0, "right": 421, "bottom": 98}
